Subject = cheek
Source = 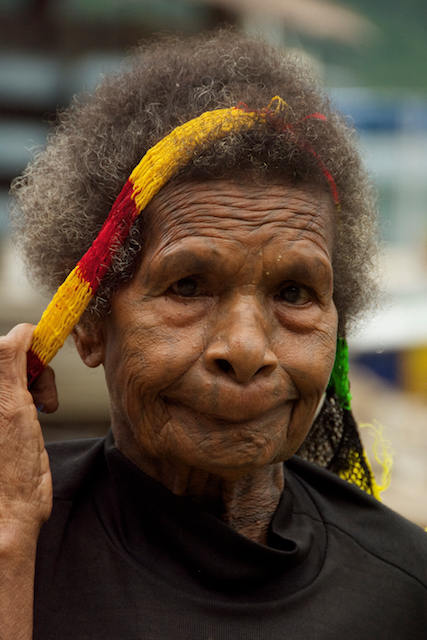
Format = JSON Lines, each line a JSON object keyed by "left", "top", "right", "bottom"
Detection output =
{"left": 274, "top": 313, "right": 338, "bottom": 447}
{"left": 103, "top": 318, "right": 206, "bottom": 414}
{"left": 294, "top": 333, "right": 336, "bottom": 388}
{"left": 278, "top": 317, "right": 336, "bottom": 384}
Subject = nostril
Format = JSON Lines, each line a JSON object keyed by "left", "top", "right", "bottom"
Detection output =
{"left": 217, "top": 359, "right": 233, "bottom": 374}
{"left": 215, "top": 359, "right": 274, "bottom": 378}
{"left": 256, "top": 363, "right": 275, "bottom": 377}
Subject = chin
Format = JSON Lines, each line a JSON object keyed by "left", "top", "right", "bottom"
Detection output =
{"left": 186, "top": 435, "right": 288, "bottom": 475}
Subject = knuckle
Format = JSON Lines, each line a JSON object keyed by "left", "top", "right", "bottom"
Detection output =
{"left": 0, "top": 337, "right": 19, "bottom": 361}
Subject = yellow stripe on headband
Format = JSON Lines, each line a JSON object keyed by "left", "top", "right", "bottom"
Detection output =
{"left": 27, "top": 96, "right": 338, "bottom": 385}
{"left": 26, "top": 103, "right": 268, "bottom": 384}
{"left": 26, "top": 98, "right": 379, "bottom": 500}
{"left": 129, "top": 106, "right": 259, "bottom": 212}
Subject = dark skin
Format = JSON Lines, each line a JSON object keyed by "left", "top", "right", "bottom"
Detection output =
{"left": 0, "top": 324, "right": 56, "bottom": 640}
{"left": 0, "top": 177, "right": 337, "bottom": 637}
{"left": 73, "top": 178, "right": 338, "bottom": 543}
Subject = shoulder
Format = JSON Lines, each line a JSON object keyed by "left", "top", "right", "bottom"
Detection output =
{"left": 286, "top": 455, "right": 427, "bottom": 588}
{"left": 46, "top": 434, "right": 107, "bottom": 500}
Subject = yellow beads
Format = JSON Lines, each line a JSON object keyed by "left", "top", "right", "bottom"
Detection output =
{"left": 130, "top": 108, "right": 258, "bottom": 213}
{"left": 30, "top": 267, "right": 93, "bottom": 367}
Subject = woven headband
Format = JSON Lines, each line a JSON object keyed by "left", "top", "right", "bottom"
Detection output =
{"left": 26, "top": 97, "right": 340, "bottom": 386}
{"left": 25, "top": 100, "right": 385, "bottom": 499}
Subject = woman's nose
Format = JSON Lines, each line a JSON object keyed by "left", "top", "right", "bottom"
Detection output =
{"left": 204, "top": 298, "right": 279, "bottom": 383}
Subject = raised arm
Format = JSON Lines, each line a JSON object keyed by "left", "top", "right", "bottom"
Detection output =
{"left": 0, "top": 324, "right": 57, "bottom": 640}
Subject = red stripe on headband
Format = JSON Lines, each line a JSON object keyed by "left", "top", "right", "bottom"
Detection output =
{"left": 301, "top": 114, "right": 340, "bottom": 206}
{"left": 282, "top": 113, "right": 340, "bottom": 208}
{"left": 78, "top": 179, "right": 139, "bottom": 291}
{"left": 302, "top": 113, "right": 326, "bottom": 122}
{"left": 27, "top": 350, "right": 45, "bottom": 385}
{"left": 233, "top": 107, "right": 340, "bottom": 208}
{"left": 300, "top": 140, "right": 340, "bottom": 206}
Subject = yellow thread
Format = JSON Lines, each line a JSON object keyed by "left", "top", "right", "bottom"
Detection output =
{"left": 362, "top": 450, "right": 381, "bottom": 500}
{"left": 338, "top": 423, "right": 393, "bottom": 501}
{"left": 31, "top": 268, "right": 93, "bottom": 365}
{"left": 267, "top": 96, "right": 290, "bottom": 115}
{"left": 360, "top": 422, "right": 393, "bottom": 496}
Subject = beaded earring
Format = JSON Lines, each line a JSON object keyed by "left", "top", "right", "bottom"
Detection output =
{"left": 328, "top": 337, "right": 352, "bottom": 410}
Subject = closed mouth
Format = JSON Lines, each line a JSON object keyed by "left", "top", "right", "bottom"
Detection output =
{"left": 160, "top": 394, "right": 296, "bottom": 425}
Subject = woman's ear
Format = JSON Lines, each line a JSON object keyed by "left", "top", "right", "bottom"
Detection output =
{"left": 71, "top": 323, "right": 105, "bottom": 368}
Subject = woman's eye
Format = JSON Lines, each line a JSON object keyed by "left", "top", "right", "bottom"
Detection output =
{"left": 276, "top": 284, "right": 311, "bottom": 305}
{"left": 169, "top": 277, "right": 201, "bottom": 297}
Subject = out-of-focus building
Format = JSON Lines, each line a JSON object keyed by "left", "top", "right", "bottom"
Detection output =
{"left": 1, "top": 0, "right": 426, "bottom": 525}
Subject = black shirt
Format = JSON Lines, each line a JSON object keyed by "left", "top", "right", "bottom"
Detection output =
{"left": 33, "top": 431, "right": 427, "bottom": 639}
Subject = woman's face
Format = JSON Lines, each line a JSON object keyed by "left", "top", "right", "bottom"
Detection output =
{"left": 92, "top": 178, "right": 338, "bottom": 479}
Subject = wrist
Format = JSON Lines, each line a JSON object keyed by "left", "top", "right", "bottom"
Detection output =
{"left": 0, "top": 519, "right": 41, "bottom": 559}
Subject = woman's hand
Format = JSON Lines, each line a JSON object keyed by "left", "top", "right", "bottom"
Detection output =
{"left": 0, "top": 323, "right": 56, "bottom": 535}
{"left": 0, "top": 323, "right": 57, "bottom": 640}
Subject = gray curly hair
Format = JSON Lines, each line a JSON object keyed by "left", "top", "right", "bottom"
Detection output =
{"left": 10, "top": 29, "right": 380, "bottom": 335}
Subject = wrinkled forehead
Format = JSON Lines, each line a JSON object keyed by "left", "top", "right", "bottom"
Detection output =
{"left": 143, "top": 176, "right": 335, "bottom": 258}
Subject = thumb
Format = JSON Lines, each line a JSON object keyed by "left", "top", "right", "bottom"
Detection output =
{"left": 30, "top": 366, "right": 59, "bottom": 414}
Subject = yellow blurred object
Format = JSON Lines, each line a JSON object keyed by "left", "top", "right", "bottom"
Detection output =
{"left": 360, "top": 422, "right": 394, "bottom": 498}
{"left": 400, "top": 344, "right": 427, "bottom": 395}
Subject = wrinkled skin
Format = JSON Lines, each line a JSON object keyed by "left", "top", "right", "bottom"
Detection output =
{"left": 73, "top": 178, "right": 338, "bottom": 542}
{"left": 0, "top": 323, "right": 57, "bottom": 638}
{"left": 0, "top": 178, "right": 338, "bottom": 638}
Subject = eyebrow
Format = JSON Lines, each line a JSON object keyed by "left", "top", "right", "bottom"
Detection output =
{"left": 168, "top": 243, "right": 222, "bottom": 267}
{"left": 144, "top": 238, "right": 332, "bottom": 288}
{"left": 279, "top": 257, "right": 332, "bottom": 288}
{"left": 141, "top": 248, "right": 223, "bottom": 287}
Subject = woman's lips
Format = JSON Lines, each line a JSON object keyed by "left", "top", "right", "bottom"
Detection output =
{"left": 161, "top": 375, "right": 298, "bottom": 423}
{"left": 161, "top": 398, "right": 295, "bottom": 428}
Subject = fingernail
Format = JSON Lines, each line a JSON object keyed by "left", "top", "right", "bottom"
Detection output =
{"left": 36, "top": 404, "right": 46, "bottom": 413}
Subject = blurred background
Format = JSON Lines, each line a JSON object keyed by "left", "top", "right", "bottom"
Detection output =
{"left": 1, "top": 0, "right": 426, "bottom": 526}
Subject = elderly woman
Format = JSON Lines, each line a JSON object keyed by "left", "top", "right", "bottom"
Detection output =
{"left": 1, "top": 30, "right": 426, "bottom": 639}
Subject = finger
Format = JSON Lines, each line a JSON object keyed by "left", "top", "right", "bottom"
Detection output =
{"left": 2, "top": 323, "right": 36, "bottom": 352}
{"left": 30, "top": 367, "right": 59, "bottom": 414}
{"left": 0, "top": 324, "right": 53, "bottom": 532}
{"left": 0, "top": 324, "right": 36, "bottom": 385}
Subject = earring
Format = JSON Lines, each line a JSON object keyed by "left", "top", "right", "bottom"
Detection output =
{"left": 328, "top": 337, "right": 352, "bottom": 410}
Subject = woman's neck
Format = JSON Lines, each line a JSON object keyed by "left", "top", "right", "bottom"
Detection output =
{"left": 116, "top": 436, "right": 285, "bottom": 545}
